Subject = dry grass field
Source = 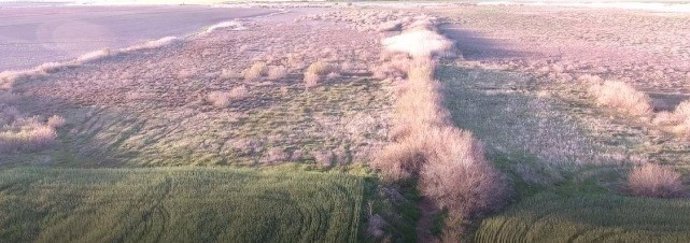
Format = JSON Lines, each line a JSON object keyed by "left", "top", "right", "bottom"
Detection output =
{"left": 2, "top": 2, "right": 690, "bottom": 242}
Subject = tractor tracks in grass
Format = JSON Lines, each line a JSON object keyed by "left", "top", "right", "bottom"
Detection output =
{"left": 125, "top": 175, "right": 172, "bottom": 242}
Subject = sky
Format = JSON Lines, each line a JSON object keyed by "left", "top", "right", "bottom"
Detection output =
{"left": 1, "top": 0, "right": 690, "bottom": 13}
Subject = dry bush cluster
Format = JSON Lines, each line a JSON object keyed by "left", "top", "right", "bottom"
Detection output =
{"left": 654, "top": 100, "right": 690, "bottom": 137}
{"left": 206, "top": 87, "right": 249, "bottom": 108}
{"left": 243, "top": 61, "right": 268, "bottom": 81}
{"left": 303, "top": 60, "right": 340, "bottom": 88}
{"left": 266, "top": 65, "right": 287, "bottom": 81}
{"left": 370, "top": 16, "right": 507, "bottom": 239}
{"left": 582, "top": 74, "right": 690, "bottom": 141}
{"left": 628, "top": 163, "right": 684, "bottom": 198}
{"left": 0, "top": 105, "right": 64, "bottom": 153}
{"left": 587, "top": 80, "right": 652, "bottom": 116}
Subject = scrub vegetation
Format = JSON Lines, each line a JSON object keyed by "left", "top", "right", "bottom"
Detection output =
{"left": 2, "top": 2, "right": 690, "bottom": 242}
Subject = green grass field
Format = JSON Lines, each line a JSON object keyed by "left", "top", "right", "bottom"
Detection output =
{"left": 475, "top": 182, "right": 690, "bottom": 242}
{"left": 0, "top": 166, "right": 364, "bottom": 243}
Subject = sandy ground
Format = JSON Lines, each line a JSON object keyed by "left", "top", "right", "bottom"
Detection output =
{"left": 0, "top": 5, "right": 275, "bottom": 71}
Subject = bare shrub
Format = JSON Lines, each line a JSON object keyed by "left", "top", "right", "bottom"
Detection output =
{"left": 419, "top": 127, "right": 507, "bottom": 219}
{"left": 588, "top": 80, "right": 652, "bottom": 116}
{"left": 228, "top": 86, "right": 249, "bottom": 100}
{"left": 267, "top": 65, "right": 288, "bottom": 81}
{"left": 0, "top": 117, "right": 58, "bottom": 152}
{"left": 36, "top": 62, "right": 66, "bottom": 74}
{"left": 393, "top": 60, "right": 450, "bottom": 129}
{"left": 0, "top": 71, "right": 43, "bottom": 90}
{"left": 628, "top": 163, "right": 683, "bottom": 198}
{"left": 372, "top": 137, "right": 426, "bottom": 182}
{"left": 306, "top": 61, "right": 335, "bottom": 75}
{"left": 207, "top": 91, "right": 231, "bottom": 108}
{"left": 46, "top": 115, "right": 66, "bottom": 128}
{"left": 243, "top": 61, "right": 268, "bottom": 81}
{"left": 653, "top": 100, "right": 690, "bottom": 137}
{"left": 0, "top": 72, "right": 16, "bottom": 90}
{"left": 304, "top": 72, "right": 321, "bottom": 88}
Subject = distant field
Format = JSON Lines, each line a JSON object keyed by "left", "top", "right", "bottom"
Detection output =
{"left": 0, "top": 166, "right": 364, "bottom": 242}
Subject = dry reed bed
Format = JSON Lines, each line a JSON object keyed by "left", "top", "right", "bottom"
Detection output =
{"left": 1, "top": 15, "right": 392, "bottom": 167}
{"left": 365, "top": 14, "right": 508, "bottom": 240}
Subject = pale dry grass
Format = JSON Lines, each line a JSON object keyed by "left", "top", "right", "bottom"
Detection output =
{"left": 204, "top": 20, "right": 246, "bottom": 34}
{"left": 207, "top": 91, "right": 232, "bottom": 108}
{"left": 303, "top": 72, "right": 321, "bottom": 88}
{"left": 123, "top": 36, "right": 179, "bottom": 52}
{"left": 306, "top": 61, "right": 335, "bottom": 75}
{"left": 588, "top": 80, "right": 652, "bottom": 116}
{"left": 228, "top": 86, "right": 249, "bottom": 100}
{"left": 36, "top": 62, "right": 67, "bottom": 74}
{"left": 0, "top": 72, "right": 17, "bottom": 90}
{"left": 0, "top": 70, "right": 47, "bottom": 90}
{"left": 206, "top": 86, "right": 249, "bottom": 108}
{"left": 372, "top": 137, "right": 425, "bottom": 181}
{"left": 628, "top": 163, "right": 683, "bottom": 198}
{"left": 76, "top": 49, "right": 113, "bottom": 63}
{"left": 46, "top": 115, "right": 66, "bottom": 128}
{"left": 653, "top": 100, "right": 690, "bottom": 138}
{"left": 0, "top": 115, "right": 59, "bottom": 153}
{"left": 267, "top": 65, "right": 288, "bottom": 81}
{"left": 243, "top": 61, "right": 268, "bottom": 81}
